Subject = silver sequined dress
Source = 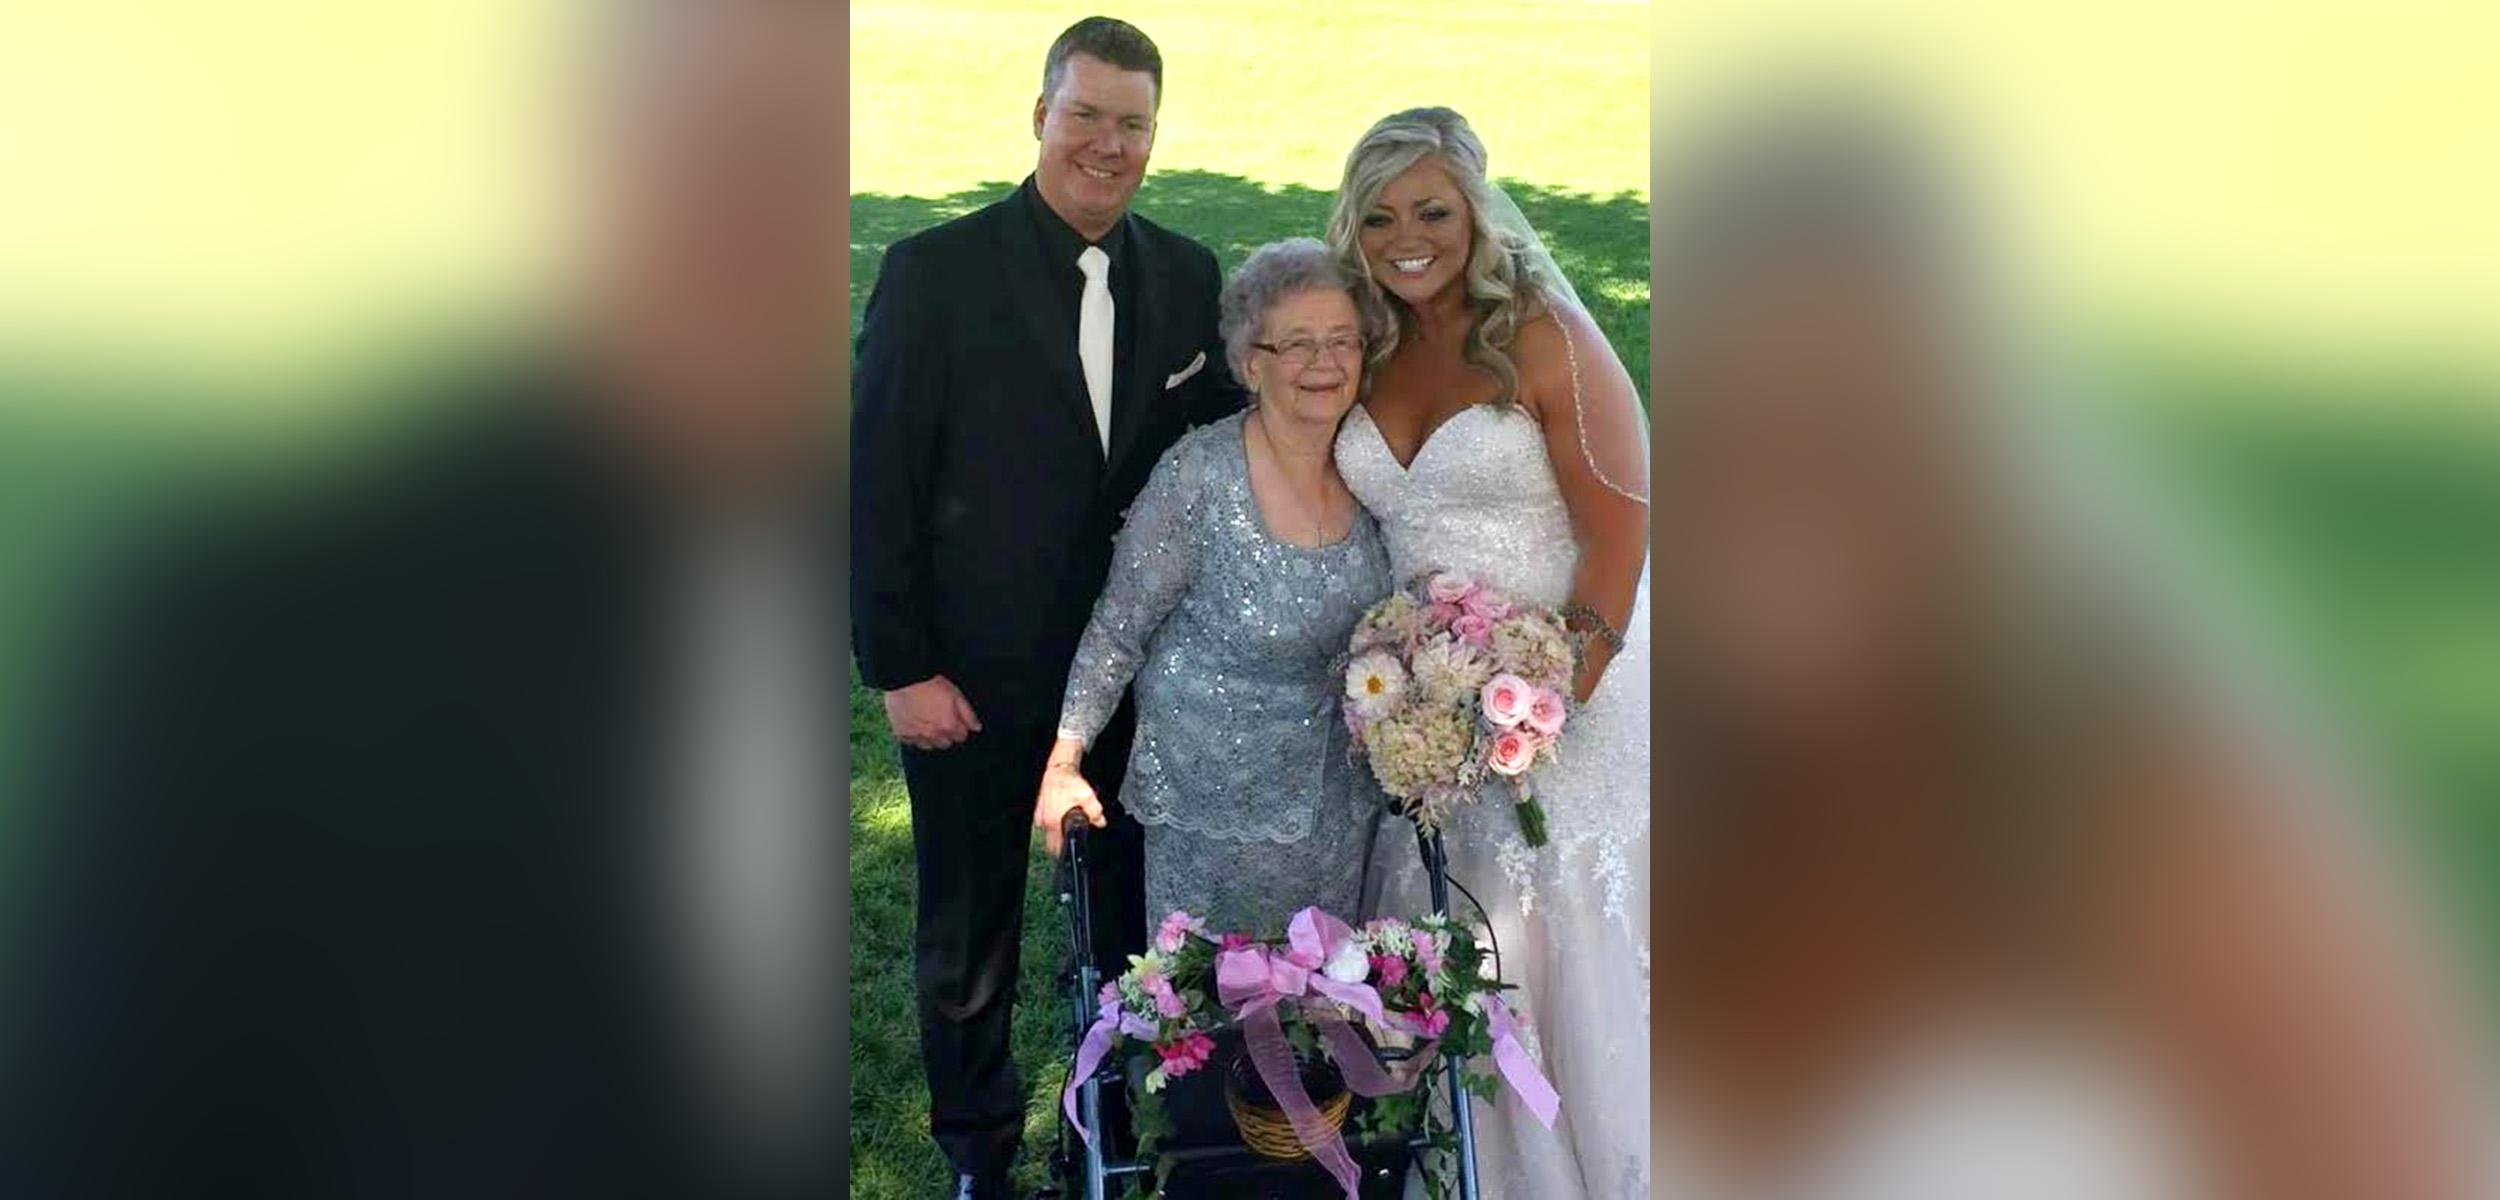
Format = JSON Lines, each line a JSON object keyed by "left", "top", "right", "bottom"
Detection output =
{"left": 1057, "top": 412, "right": 1393, "bottom": 938}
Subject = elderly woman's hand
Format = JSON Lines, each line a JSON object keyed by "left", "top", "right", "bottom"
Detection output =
{"left": 1034, "top": 745, "right": 1106, "bottom": 859}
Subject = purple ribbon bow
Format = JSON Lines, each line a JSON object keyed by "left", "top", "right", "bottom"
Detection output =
{"left": 1215, "top": 907, "right": 1422, "bottom": 1200}
{"left": 1062, "top": 991, "right": 1157, "bottom": 1144}
{"left": 1482, "top": 994, "right": 1562, "bottom": 1129}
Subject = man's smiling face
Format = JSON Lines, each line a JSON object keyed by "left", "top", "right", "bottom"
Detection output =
{"left": 1031, "top": 53, "right": 1157, "bottom": 239}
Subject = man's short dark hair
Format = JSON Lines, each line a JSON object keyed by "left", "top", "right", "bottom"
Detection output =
{"left": 1042, "top": 16, "right": 1162, "bottom": 109}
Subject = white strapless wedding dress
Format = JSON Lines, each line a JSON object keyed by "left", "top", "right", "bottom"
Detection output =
{"left": 1337, "top": 402, "right": 1652, "bottom": 1200}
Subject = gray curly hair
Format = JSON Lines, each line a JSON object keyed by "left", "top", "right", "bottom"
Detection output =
{"left": 1218, "top": 237, "right": 1361, "bottom": 387}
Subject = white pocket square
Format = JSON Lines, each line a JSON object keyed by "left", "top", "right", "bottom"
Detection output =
{"left": 1164, "top": 351, "right": 1206, "bottom": 390}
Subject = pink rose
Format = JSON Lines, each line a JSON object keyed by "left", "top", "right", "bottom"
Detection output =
{"left": 1219, "top": 932, "right": 1253, "bottom": 953}
{"left": 1426, "top": 572, "right": 1473, "bottom": 605}
{"left": 1460, "top": 589, "right": 1511, "bottom": 622}
{"left": 1525, "top": 687, "right": 1566, "bottom": 738}
{"left": 1424, "top": 601, "right": 1463, "bottom": 630}
{"left": 1479, "top": 673, "right": 1533, "bottom": 727}
{"left": 1486, "top": 728, "right": 1536, "bottom": 777}
{"left": 1452, "top": 613, "right": 1495, "bottom": 646}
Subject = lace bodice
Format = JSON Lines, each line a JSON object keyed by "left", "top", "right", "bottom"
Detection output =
{"left": 1335, "top": 401, "right": 1651, "bottom": 871}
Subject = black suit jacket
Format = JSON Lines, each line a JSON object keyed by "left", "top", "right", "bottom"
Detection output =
{"left": 850, "top": 181, "right": 1243, "bottom": 727}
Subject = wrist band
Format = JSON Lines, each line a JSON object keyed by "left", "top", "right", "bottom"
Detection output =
{"left": 1559, "top": 602, "right": 1626, "bottom": 655}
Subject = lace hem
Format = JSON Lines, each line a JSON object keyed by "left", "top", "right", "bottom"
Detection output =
{"left": 1130, "top": 803, "right": 1318, "bottom": 846}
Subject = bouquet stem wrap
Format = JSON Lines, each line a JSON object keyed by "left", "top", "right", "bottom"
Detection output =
{"left": 1515, "top": 797, "right": 1549, "bottom": 847}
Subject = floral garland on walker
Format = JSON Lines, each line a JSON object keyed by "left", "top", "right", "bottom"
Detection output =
{"left": 1066, "top": 906, "right": 1557, "bottom": 1200}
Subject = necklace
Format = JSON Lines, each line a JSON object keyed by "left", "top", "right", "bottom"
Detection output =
{"left": 1252, "top": 407, "right": 1334, "bottom": 548}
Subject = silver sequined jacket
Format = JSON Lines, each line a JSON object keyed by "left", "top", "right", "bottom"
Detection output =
{"left": 1057, "top": 412, "right": 1392, "bottom": 843}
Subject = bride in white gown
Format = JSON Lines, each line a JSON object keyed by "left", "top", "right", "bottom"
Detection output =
{"left": 1325, "top": 107, "right": 1654, "bottom": 1199}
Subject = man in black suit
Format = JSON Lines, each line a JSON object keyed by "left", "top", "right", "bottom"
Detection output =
{"left": 850, "top": 16, "right": 1242, "bottom": 1197}
{"left": 0, "top": 4, "right": 843, "bottom": 1196}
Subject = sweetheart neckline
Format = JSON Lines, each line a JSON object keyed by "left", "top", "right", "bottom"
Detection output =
{"left": 1348, "top": 402, "right": 1514, "bottom": 476}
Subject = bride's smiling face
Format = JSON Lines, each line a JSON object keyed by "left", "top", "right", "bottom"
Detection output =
{"left": 1358, "top": 159, "right": 1473, "bottom": 307}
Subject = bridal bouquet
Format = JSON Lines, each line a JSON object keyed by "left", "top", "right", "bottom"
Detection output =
{"left": 1066, "top": 907, "right": 1557, "bottom": 1200}
{"left": 1342, "top": 569, "right": 1577, "bottom": 846}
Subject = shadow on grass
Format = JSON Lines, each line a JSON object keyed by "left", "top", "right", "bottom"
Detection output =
{"left": 849, "top": 169, "right": 1652, "bottom": 407}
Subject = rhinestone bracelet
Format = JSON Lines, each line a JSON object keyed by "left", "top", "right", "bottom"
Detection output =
{"left": 1559, "top": 602, "right": 1626, "bottom": 655}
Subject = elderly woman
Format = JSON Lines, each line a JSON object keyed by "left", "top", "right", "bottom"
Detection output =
{"left": 1034, "top": 238, "right": 1392, "bottom": 938}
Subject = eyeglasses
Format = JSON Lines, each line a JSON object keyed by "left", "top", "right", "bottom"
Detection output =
{"left": 1251, "top": 335, "right": 1365, "bottom": 369}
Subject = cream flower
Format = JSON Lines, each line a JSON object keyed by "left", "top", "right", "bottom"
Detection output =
{"left": 1362, "top": 709, "right": 1473, "bottom": 799}
{"left": 1410, "top": 636, "right": 1494, "bottom": 709}
{"left": 1344, "top": 651, "right": 1408, "bottom": 722}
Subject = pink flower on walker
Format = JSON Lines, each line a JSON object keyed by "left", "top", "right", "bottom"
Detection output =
{"left": 1141, "top": 970, "right": 1186, "bottom": 1019}
{"left": 1156, "top": 1031, "right": 1216, "bottom": 1078}
{"left": 1411, "top": 931, "right": 1443, "bottom": 975}
{"left": 1155, "top": 910, "right": 1206, "bottom": 953}
{"left": 1413, "top": 991, "right": 1451, "bottom": 1038}
{"left": 1370, "top": 953, "right": 1408, "bottom": 988}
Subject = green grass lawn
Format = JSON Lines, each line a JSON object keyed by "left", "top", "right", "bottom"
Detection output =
{"left": 845, "top": 3, "right": 1652, "bottom": 1194}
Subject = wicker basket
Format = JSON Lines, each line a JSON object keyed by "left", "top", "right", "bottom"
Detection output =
{"left": 1224, "top": 1052, "right": 1352, "bottom": 1161}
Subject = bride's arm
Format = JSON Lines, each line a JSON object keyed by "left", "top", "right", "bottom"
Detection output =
{"left": 1518, "top": 305, "right": 1650, "bottom": 702}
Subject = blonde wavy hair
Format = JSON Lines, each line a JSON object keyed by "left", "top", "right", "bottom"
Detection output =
{"left": 1324, "top": 107, "right": 1567, "bottom": 408}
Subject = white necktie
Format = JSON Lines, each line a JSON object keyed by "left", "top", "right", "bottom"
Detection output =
{"left": 1077, "top": 245, "right": 1114, "bottom": 456}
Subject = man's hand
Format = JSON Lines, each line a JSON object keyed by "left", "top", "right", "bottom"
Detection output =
{"left": 1034, "top": 760, "right": 1105, "bottom": 859}
{"left": 884, "top": 675, "right": 982, "bottom": 750}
